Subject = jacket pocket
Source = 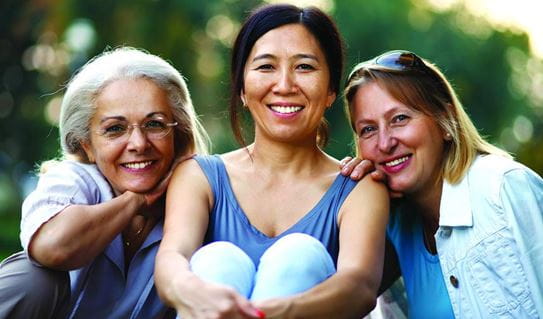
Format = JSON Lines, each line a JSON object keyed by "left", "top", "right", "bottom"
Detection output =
{"left": 467, "top": 231, "right": 537, "bottom": 317}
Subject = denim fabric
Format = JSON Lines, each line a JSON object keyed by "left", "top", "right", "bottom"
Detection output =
{"left": 190, "top": 233, "right": 335, "bottom": 300}
{"left": 391, "top": 154, "right": 543, "bottom": 318}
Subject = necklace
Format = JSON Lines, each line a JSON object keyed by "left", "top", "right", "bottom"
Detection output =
{"left": 124, "top": 225, "right": 144, "bottom": 247}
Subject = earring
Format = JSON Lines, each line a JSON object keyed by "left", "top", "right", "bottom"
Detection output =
{"left": 444, "top": 132, "right": 452, "bottom": 140}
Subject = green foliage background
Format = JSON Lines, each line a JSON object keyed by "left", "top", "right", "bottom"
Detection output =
{"left": 1, "top": 0, "right": 542, "bottom": 259}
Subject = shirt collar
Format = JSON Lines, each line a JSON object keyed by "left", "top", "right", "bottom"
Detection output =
{"left": 439, "top": 172, "right": 473, "bottom": 227}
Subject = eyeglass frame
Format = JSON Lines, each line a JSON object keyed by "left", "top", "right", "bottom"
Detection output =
{"left": 94, "top": 117, "right": 178, "bottom": 142}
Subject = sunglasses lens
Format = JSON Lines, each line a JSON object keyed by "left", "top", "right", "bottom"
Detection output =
{"left": 375, "top": 52, "right": 416, "bottom": 70}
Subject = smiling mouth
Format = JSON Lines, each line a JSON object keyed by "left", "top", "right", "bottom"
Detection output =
{"left": 122, "top": 160, "right": 154, "bottom": 169}
{"left": 269, "top": 105, "right": 304, "bottom": 114}
{"left": 384, "top": 155, "right": 410, "bottom": 167}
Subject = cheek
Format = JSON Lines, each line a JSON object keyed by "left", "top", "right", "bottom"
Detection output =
{"left": 357, "top": 138, "right": 376, "bottom": 160}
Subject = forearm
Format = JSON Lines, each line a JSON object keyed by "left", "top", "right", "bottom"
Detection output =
{"left": 155, "top": 249, "right": 195, "bottom": 308}
{"left": 29, "top": 191, "right": 145, "bottom": 269}
{"left": 293, "top": 269, "right": 377, "bottom": 318}
{"left": 258, "top": 269, "right": 378, "bottom": 319}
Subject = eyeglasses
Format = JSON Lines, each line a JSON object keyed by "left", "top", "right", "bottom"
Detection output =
{"left": 95, "top": 117, "right": 178, "bottom": 142}
{"left": 347, "top": 50, "right": 430, "bottom": 82}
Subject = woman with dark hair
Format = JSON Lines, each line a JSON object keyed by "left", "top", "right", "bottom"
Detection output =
{"left": 155, "top": 4, "right": 388, "bottom": 319}
{"left": 343, "top": 50, "right": 543, "bottom": 318}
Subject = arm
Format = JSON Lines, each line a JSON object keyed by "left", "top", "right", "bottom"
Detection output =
{"left": 27, "top": 156, "right": 188, "bottom": 270}
{"left": 256, "top": 176, "right": 389, "bottom": 318}
{"left": 154, "top": 159, "right": 262, "bottom": 319}
{"left": 29, "top": 191, "right": 147, "bottom": 270}
{"left": 500, "top": 168, "right": 543, "bottom": 315}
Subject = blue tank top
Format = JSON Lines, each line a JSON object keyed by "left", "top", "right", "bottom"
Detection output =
{"left": 194, "top": 155, "right": 358, "bottom": 266}
{"left": 387, "top": 204, "right": 454, "bottom": 319}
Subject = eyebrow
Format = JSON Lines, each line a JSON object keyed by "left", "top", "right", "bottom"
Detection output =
{"left": 99, "top": 112, "right": 168, "bottom": 124}
{"left": 354, "top": 106, "right": 406, "bottom": 126}
{"left": 251, "top": 53, "right": 320, "bottom": 62}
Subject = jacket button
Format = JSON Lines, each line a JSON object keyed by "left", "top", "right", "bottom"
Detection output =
{"left": 450, "top": 275, "right": 459, "bottom": 288}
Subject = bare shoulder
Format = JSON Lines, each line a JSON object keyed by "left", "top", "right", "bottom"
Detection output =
{"left": 169, "top": 158, "right": 209, "bottom": 192}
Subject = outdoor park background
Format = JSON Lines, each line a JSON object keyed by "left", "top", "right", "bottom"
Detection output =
{"left": 1, "top": 0, "right": 542, "bottom": 259}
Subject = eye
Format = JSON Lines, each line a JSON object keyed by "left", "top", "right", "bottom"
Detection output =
{"left": 103, "top": 123, "right": 126, "bottom": 135}
{"left": 143, "top": 119, "right": 167, "bottom": 131}
{"left": 296, "top": 63, "right": 315, "bottom": 71}
{"left": 255, "top": 64, "right": 274, "bottom": 71}
{"left": 358, "top": 125, "right": 377, "bottom": 138}
{"left": 392, "top": 114, "right": 409, "bottom": 124}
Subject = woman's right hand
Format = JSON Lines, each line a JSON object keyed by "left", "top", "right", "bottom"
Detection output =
{"left": 340, "top": 156, "right": 403, "bottom": 198}
{"left": 175, "top": 279, "right": 265, "bottom": 319}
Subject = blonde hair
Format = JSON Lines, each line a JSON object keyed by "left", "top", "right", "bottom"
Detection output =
{"left": 42, "top": 47, "right": 210, "bottom": 173}
{"left": 344, "top": 53, "right": 510, "bottom": 184}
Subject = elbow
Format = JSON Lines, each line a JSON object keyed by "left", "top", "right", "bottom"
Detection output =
{"left": 29, "top": 235, "right": 78, "bottom": 270}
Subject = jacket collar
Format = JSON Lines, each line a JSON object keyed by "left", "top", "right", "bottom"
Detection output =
{"left": 439, "top": 171, "right": 473, "bottom": 227}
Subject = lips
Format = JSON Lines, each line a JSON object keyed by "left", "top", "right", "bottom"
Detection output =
{"left": 380, "top": 155, "right": 412, "bottom": 174}
{"left": 122, "top": 160, "right": 154, "bottom": 170}
{"left": 268, "top": 104, "right": 304, "bottom": 114}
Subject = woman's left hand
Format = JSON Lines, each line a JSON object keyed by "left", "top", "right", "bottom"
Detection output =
{"left": 253, "top": 298, "right": 293, "bottom": 319}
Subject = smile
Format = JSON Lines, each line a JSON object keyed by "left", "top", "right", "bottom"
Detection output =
{"left": 269, "top": 105, "right": 303, "bottom": 114}
{"left": 385, "top": 156, "right": 410, "bottom": 167}
{"left": 123, "top": 161, "right": 154, "bottom": 169}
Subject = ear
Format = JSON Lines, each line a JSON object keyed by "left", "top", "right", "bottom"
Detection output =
{"left": 326, "top": 90, "right": 337, "bottom": 109}
{"left": 81, "top": 141, "right": 95, "bottom": 163}
{"left": 240, "top": 90, "right": 247, "bottom": 107}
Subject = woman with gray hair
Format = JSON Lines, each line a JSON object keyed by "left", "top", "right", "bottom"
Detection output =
{"left": 0, "top": 46, "right": 209, "bottom": 318}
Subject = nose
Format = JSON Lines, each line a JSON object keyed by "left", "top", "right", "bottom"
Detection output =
{"left": 377, "top": 127, "right": 397, "bottom": 153}
{"left": 273, "top": 68, "right": 297, "bottom": 94}
{"left": 126, "top": 126, "right": 150, "bottom": 153}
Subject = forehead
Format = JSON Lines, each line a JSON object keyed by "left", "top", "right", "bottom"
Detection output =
{"left": 249, "top": 23, "right": 324, "bottom": 58}
{"left": 94, "top": 78, "right": 172, "bottom": 118}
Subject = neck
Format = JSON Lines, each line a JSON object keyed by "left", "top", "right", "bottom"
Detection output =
{"left": 411, "top": 179, "right": 443, "bottom": 229}
{"left": 247, "top": 135, "right": 334, "bottom": 177}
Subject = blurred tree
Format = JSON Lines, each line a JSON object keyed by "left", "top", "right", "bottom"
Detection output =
{"left": 0, "top": 0, "right": 541, "bottom": 259}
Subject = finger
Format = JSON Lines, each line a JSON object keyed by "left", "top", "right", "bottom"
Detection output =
{"left": 236, "top": 296, "right": 265, "bottom": 318}
{"left": 390, "top": 191, "right": 403, "bottom": 199}
{"left": 340, "top": 158, "right": 362, "bottom": 175}
{"left": 339, "top": 156, "right": 353, "bottom": 167}
{"left": 370, "top": 170, "right": 386, "bottom": 182}
{"left": 350, "top": 159, "right": 375, "bottom": 180}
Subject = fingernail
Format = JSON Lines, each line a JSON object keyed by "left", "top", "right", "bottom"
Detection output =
{"left": 255, "top": 309, "right": 266, "bottom": 318}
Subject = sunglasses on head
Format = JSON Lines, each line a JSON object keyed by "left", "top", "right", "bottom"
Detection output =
{"left": 348, "top": 50, "right": 429, "bottom": 81}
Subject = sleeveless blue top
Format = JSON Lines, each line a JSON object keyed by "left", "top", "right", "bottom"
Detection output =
{"left": 194, "top": 155, "right": 358, "bottom": 266}
{"left": 387, "top": 204, "right": 454, "bottom": 319}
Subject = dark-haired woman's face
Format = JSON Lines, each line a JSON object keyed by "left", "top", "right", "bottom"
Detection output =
{"left": 241, "top": 23, "right": 336, "bottom": 144}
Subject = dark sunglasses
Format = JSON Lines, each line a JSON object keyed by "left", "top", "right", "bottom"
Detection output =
{"left": 347, "top": 50, "right": 430, "bottom": 81}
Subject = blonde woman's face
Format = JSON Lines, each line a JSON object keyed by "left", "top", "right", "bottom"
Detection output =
{"left": 82, "top": 78, "right": 175, "bottom": 195}
{"left": 351, "top": 82, "right": 447, "bottom": 197}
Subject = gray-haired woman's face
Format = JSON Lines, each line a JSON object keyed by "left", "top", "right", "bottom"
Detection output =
{"left": 81, "top": 78, "right": 176, "bottom": 195}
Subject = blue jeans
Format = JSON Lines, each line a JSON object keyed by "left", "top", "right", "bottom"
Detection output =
{"left": 189, "top": 233, "right": 335, "bottom": 300}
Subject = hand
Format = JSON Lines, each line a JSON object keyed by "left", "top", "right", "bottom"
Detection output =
{"left": 340, "top": 157, "right": 403, "bottom": 198}
{"left": 175, "top": 281, "right": 265, "bottom": 319}
{"left": 339, "top": 156, "right": 382, "bottom": 181}
{"left": 253, "top": 297, "right": 292, "bottom": 319}
{"left": 142, "top": 153, "right": 196, "bottom": 206}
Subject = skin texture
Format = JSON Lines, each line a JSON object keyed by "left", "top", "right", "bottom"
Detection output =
{"left": 82, "top": 78, "right": 176, "bottom": 195}
{"left": 351, "top": 82, "right": 447, "bottom": 205}
{"left": 29, "top": 78, "right": 177, "bottom": 270}
{"left": 241, "top": 24, "right": 336, "bottom": 147}
{"left": 156, "top": 24, "right": 389, "bottom": 319}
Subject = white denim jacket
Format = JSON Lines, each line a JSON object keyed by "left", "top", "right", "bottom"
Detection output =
{"left": 435, "top": 154, "right": 543, "bottom": 318}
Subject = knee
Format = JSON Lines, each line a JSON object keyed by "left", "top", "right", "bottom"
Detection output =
{"left": 259, "top": 233, "right": 335, "bottom": 278}
{"left": 0, "top": 251, "right": 69, "bottom": 309}
{"left": 190, "top": 241, "right": 255, "bottom": 275}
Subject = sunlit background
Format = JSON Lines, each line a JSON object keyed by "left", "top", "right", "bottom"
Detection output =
{"left": 1, "top": 0, "right": 542, "bottom": 258}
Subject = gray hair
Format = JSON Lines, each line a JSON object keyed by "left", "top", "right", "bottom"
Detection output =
{"left": 59, "top": 46, "right": 209, "bottom": 163}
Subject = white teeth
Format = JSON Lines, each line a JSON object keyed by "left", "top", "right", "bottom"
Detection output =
{"left": 385, "top": 156, "right": 409, "bottom": 167}
{"left": 270, "top": 105, "right": 303, "bottom": 114}
{"left": 124, "top": 161, "right": 153, "bottom": 169}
